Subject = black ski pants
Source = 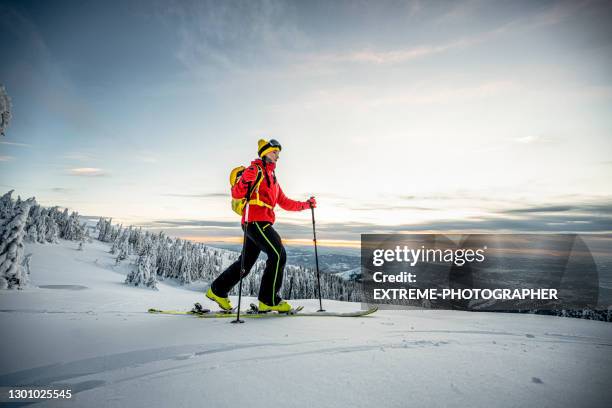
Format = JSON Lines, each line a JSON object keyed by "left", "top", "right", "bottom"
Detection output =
{"left": 211, "top": 221, "right": 287, "bottom": 306}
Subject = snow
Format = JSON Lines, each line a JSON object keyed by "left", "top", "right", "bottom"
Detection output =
{"left": 1, "top": 240, "right": 611, "bottom": 408}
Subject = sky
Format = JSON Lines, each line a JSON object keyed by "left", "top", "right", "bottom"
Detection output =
{"left": 1, "top": 0, "right": 611, "bottom": 247}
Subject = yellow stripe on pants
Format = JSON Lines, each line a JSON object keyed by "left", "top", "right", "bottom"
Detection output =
{"left": 255, "top": 222, "right": 280, "bottom": 305}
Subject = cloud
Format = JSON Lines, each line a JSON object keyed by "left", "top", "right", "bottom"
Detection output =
{"left": 268, "top": 79, "right": 519, "bottom": 117}
{"left": 137, "top": 199, "right": 612, "bottom": 244}
{"left": 169, "top": 0, "right": 580, "bottom": 76}
{"left": 62, "top": 152, "right": 97, "bottom": 161}
{"left": 50, "top": 187, "right": 72, "bottom": 193}
{"left": 411, "top": 215, "right": 612, "bottom": 233}
{"left": 79, "top": 214, "right": 107, "bottom": 222}
{"left": 320, "top": 37, "right": 479, "bottom": 65}
{"left": 372, "top": 80, "right": 518, "bottom": 106}
{"left": 67, "top": 167, "right": 107, "bottom": 177}
{"left": 339, "top": 203, "right": 437, "bottom": 212}
{"left": 408, "top": 0, "right": 422, "bottom": 17}
{"left": 300, "top": 0, "right": 593, "bottom": 71}
{"left": 336, "top": 192, "right": 523, "bottom": 211}
{"left": 502, "top": 203, "right": 612, "bottom": 216}
{"left": 139, "top": 219, "right": 238, "bottom": 229}
{"left": 0, "top": 141, "right": 31, "bottom": 148}
{"left": 160, "top": 192, "right": 226, "bottom": 198}
{"left": 434, "top": 0, "right": 590, "bottom": 32}
{"left": 432, "top": 0, "right": 478, "bottom": 24}
{"left": 0, "top": 155, "right": 14, "bottom": 161}
{"left": 530, "top": 0, "right": 591, "bottom": 28}
{"left": 315, "top": 215, "right": 612, "bottom": 236}
{"left": 304, "top": 8, "right": 523, "bottom": 68}
{"left": 504, "top": 205, "right": 574, "bottom": 214}
{"left": 135, "top": 155, "right": 158, "bottom": 164}
{"left": 512, "top": 135, "right": 558, "bottom": 145}
{"left": 167, "top": 0, "right": 307, "bottom": 74}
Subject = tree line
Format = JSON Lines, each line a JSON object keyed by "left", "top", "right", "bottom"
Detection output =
{"left": 0, "top": 189, "right": 362, "bottom": 302}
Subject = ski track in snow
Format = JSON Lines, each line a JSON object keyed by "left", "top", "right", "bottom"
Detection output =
{"left": 0, "top": 240, "right": 611, "bottom": 408}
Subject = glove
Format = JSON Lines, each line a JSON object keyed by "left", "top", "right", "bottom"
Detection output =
{"left": 241, "top": 166, "right": 258, "bottom": 183}
{"left": 304, "top": 196, "right": 317, "bottom": 209}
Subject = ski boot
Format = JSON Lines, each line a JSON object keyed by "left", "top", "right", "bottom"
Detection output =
{"left": 258, "top": 300, "right": 292, "bottom": 313}
{"left": 190, "top": 302, "right": 210, "bottom": 315}
{"left": 206, "top": 288, "right": 233, "bottom": 311}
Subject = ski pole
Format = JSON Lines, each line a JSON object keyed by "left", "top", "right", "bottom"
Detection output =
{"left": 309, "top": 197, "right": 325, "bottom": 312}
{"left": 232, "top": 182, "right": 253, "bottom": 324}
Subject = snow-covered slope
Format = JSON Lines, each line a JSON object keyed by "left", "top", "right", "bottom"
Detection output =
{"left": 0, "top": 240, "right": 611, "bottom": 408}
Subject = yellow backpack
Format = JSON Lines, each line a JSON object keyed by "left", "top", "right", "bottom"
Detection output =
{"left": 229, "top": 164, "right": 272, "bottom": 215}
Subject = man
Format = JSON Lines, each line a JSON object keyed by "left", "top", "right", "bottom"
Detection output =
{"left": 206, "top": 138, "right": 316, "bottom": 312}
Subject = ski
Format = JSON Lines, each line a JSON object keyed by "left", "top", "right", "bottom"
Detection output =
{"left": 148, "top": 303, "right": 236, "bottom": 316}
{"left": 148, "top": 308, "right": 235, "bottom": 316}
{"left": 148, "top": 306, "right": 378, "bottom": 319}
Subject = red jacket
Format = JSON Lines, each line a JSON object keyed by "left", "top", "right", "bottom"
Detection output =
{"left": 232, "top": 159, "right": 308, "bottom": 224}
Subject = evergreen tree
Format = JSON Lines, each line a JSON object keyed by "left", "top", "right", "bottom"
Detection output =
{"left": 61, "top": 211, "right": 84, "bottom": 240}
{"left": 116, "top": 229, "right": 130, "bottom": 262}
{"left": 157, "top": 239, "right": 172, "bottom": 280}
{"left": 36, "top": 208, "right": 48, "bottom": 243}
{"left": 0, "top": 84, "right": 11, "bottom": 137}
{"left": 0, "top": 197, "right": 35, "bottom": 289}
{"left": 97, "top": 218, "right": 113, "bottom": 242}
{"left": 125, "top": 251, "right": 158, "bottom": 289}
{"left": 25, "top": 204, "right": 41, "bottom": 242}
{"left": 59, "top": 208, "right": 69, "bottom": 233}
{"left": 45, "top": 216, "right": 59, "bottom": 243}
{"left": 0, "top": 190, "right": 14, "bottom": 220}
{"left": 177, "top": 242, "right": 194, "bottom": 284}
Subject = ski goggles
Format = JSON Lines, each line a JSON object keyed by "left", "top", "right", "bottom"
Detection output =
{"left": 258, "top": 139, "right": 282, "bottom": 157}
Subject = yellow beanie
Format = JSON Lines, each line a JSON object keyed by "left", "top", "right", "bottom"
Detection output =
{"left": 258, "top": 138, "right": 281, "bottom": 158}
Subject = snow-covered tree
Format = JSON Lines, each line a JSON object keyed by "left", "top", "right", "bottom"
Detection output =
{"left": 110, "top": 238, "right": 119, "bottom": 254}
{"left": 110, "top": 223, "right": 121, "bottom": 242}
{"left": 177, "top": 243, "right": 194, "bottom": 284}
{"left": 96, "top": 217, "right": 104, "bottom": 233}
{"left": 97, "top": 218, "right": 113, "bottom": 242}
{"left": 45, "top": 216, "right": 59, "bottom": 243}
{"left": 58, "top": 208, "right": 69, "bottom": 232}
{"left": 125, "top": 251, "right": 158, "bottom": 289}
{"left": 110, "top": 225, "right": 123, "bottom": 254}
{"left": 25, "top": 204, "right": 42, "bottom": 242}
{"left": 0, "top": 190, "right": 14, "bottom": 220}
{"left": 0, "top": 197, "right": 35, "bottom": 289}
{"left": 116, "top": 229, "right": 130, "bottom": 263}
{"left": 0, "top": 85, "right": 11, "bottom": 137}
{"left": 36, "top": 209, "right": 49, "bottom": 243}
{"left": 156, "top": 238, "right": 172, "bottom": 280}
{"left": 61, "top": 211, "right": 84, "bottom": 241}
{"left": 83, "top": 225, "right": 93, "bottom": 242}
{"left": 140, "top": 231, "right": 153, "bottom": 256}
{"left": 22, "top": 253, "right": 32, "bottom": 277}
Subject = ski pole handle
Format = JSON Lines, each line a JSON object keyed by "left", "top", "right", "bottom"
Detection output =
{"left": 308, "top": 196, "right": 316, "bottom": 209}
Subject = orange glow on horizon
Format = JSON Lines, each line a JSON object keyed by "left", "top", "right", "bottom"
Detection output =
{"left": 179, "top": 235, "right": 362, "bottom": 248}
